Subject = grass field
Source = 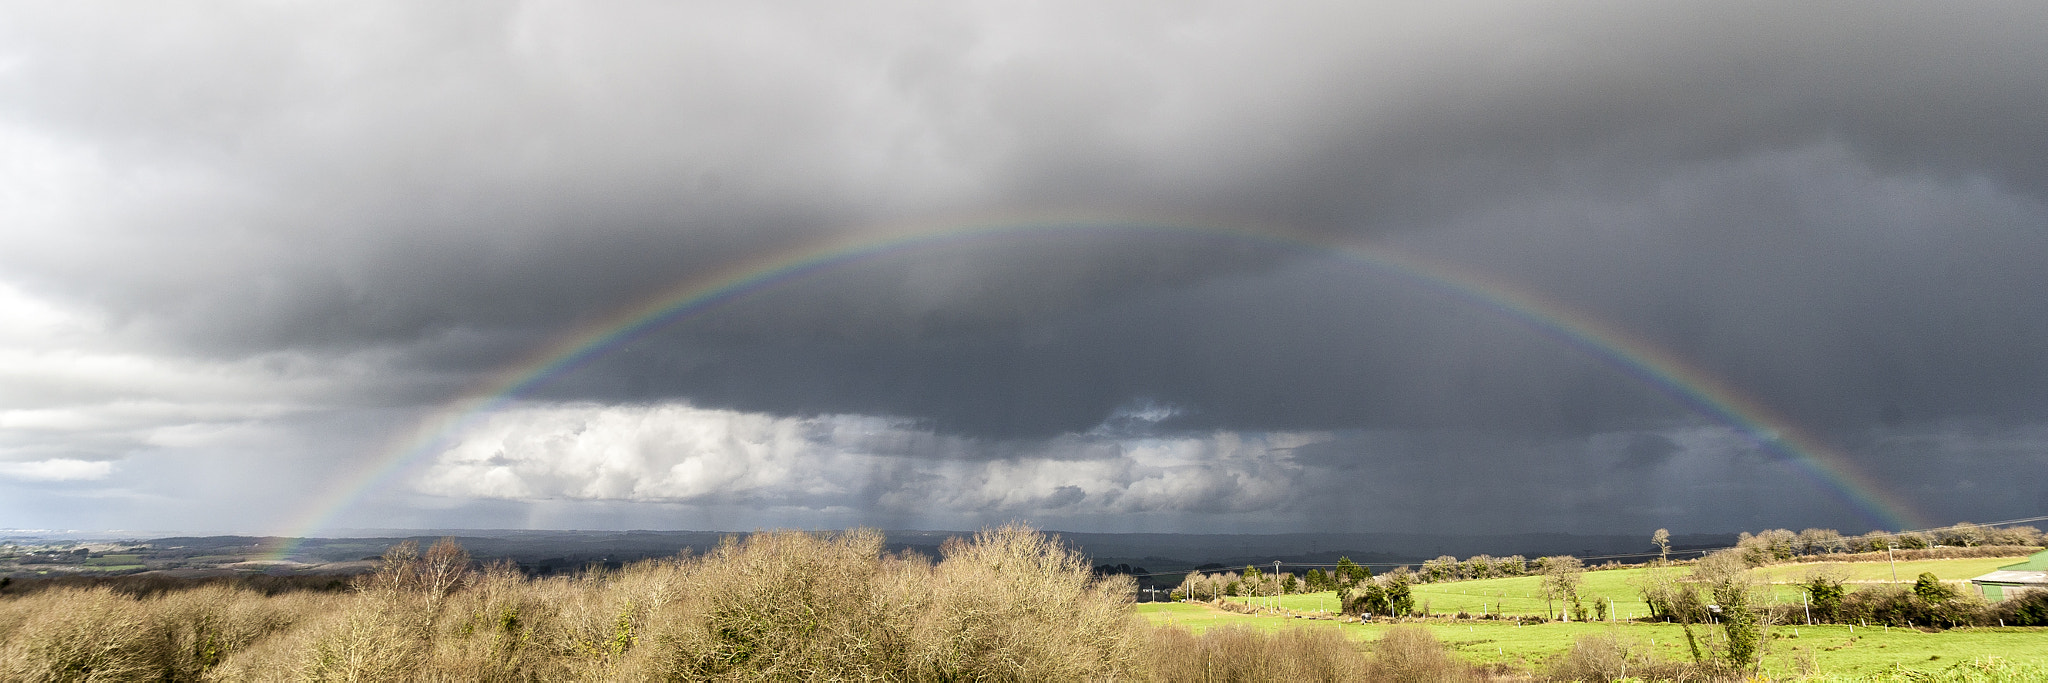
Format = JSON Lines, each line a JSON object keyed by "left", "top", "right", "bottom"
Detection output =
{"left": 1230, "top": 569, "right": 1661, "bottom": 620}
{"left": 1138, "top": 602, "right": 2048, "bottom": 679}
{"left": 1751, "top": 557, "right": 2020, "bottom": 585}
{"left": 79, "top": 554, "right": 147, "bottom": 571}
{"left": 1224, "top": 554, "right": 2031, "bottom": 621}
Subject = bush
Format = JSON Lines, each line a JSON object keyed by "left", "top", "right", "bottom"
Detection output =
{"left": 1345, "top": 570, "right": 1416, "bottom": 617}
{"left": 1365, "top": 626, "right": 1486, "bottom": 682}
{"left": 1547, "top": 632, "right": 1689, "bottom": 682}
{"left": 902, "top": 523, "right": 1141, "bottom": 680}
{"left": 649, "top": 529, "right": 906, "bottom": 680}
{"left": 3, "top": 526, "right": 1160, "bottom": 681}
{"left": 1819, "top": 545, "right": 2039, "bottom": 563}
{"left": 1801, "top": 568, "right": 1848, "bottom": 623}
{"left": 1837, "top": 584, "right": 1991, "bottom": 628}
{"left": 0, "top": 584, "right": 330, "bottom": 682}
{"left": 1993, "top": 589, "right": 2048, "bottom": 626}
{"left": 1144, "top": 625, "right": 1366, "bottom": 682}
{"left": 150, "top": 585, "right": 315, "bottom": 679}
{"left": 0, "top": 588, "right": 160, "bottom": 681}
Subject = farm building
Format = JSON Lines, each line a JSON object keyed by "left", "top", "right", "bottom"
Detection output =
{"left": 1968, "top": 549, "right": 2048, "bottom": 601}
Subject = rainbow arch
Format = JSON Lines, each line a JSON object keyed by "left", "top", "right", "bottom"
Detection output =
{"left": 265, "top": 218, "right": 1920, "bottom": 558}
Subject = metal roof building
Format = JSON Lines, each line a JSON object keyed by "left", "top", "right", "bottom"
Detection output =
{"left": 1969, "top": 549, "right": 2048, "bottom": 601}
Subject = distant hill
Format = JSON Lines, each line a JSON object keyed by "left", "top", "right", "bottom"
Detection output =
{"left": 5, "top": 528, "right": 1734, "bottom": 582}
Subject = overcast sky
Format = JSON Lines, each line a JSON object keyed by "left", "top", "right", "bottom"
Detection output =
{"left": 4, "top": 1, "right": 2046, "bottom": 536}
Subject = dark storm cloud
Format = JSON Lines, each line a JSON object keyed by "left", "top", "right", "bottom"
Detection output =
{"left": 5, "top": 1, "right": 2048, "bottom": 532}
{"left": 1616, "top": 433, "right": 1682, "bottom": 470}
{"left": 548, "top": 249, "right": 1685, "bottom": 438}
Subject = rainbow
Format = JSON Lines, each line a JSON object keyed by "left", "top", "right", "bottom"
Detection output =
{"left": 264, "top": 218, "right": 1919, "bottom": 559}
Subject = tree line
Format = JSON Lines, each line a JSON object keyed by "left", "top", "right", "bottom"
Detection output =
{"left": 1725, "top": 522, "right": 2043, "bottom": 564}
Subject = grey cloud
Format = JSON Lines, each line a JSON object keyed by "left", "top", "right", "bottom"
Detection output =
{"left": 1614, "top": 433, "right": 1681, "bottom": 470}
{"left": 4, "top": 2, "right": 2048, "bottom": 533}
{"left": 9, "top": 2, "right": 2047, "bottom": 352}
{"left": 390, "top": 401, "right": 2048, "bottom": 533}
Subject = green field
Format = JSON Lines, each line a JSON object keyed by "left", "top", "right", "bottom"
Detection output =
{"left": 1751, "top": 557, "right": 2019, "bottom": 586}
{"left": 82, "top": 554, "right": 146, "bottom": 571}
{"left": 1224, "top": 554, "right": 2031, "bottom": 620}
{"left": 1178, "top": 555, "right": 2045, "bottom": 678}
{"left": 1138, "top": 602, "right": 2048, "bottom": 679}
{"left": 1229, "top": 569, "right": 1660, "bottom": 620}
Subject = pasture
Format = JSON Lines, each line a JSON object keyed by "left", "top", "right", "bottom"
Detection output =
{"left": 1750, "top": 556, "right": 2021, "bottom": 585}
{"left": 1223, "top": 554, "right": 2030, "bottom": 621}
{"left": 1138, "top": 602, "right": 2048, "bottom": 679}
{"left": 1165, "top": 554, "right": 2046, "bottom": 678}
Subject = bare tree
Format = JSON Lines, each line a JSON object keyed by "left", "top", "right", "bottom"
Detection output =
{"left": 1987, "top": 524, "right": 2043, "bottom": 546}
{"left": 359, "top": 539, "right": 423, "bottom": 593}
{"left": 1174, "top": 571, "right": 1206, "bottom": 601}
{"left": 360, "top": 537, "right": 474, "bottom": 604}
{"left": 1538, "top": 556, "right": 1583, "bottom": 620}
{"left": 1795, "top": 528, "right": 1845, "bottom": 555}
{"left": 1935, "top": 522, "right": 1987, "bottom": 547}
{"left": 420, "top": 537, "right": 474, "bottom": 598}
{"left": 1735, "top": 529, "right": 1797, "bottom": 566}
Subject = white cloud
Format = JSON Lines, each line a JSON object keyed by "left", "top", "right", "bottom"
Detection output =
{"left": 0, "top": 458, "right": 113, "bottom": 481}
{"left": 414, "top": 401, "right": 1327, "bottom": 516}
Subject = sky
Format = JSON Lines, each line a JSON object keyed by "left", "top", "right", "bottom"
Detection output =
{"left": 3, "top": 1, "right": 2046, "bottom": 537}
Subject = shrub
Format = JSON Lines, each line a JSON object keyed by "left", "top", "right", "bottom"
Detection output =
{"left": 0, "top": 526, "right": 1158, "bottom": 681}
{"left": 905, "top": 523, "right": 1141, "bottom": 680}
{"left": 1365, "top": 626, "right": 1485, "bottom": 682}
{"left": 1915, "top": 571, "right": 1959, "bottom": 604}
{"left": 650, "top": 529, "right": 905, "bottom": 680}
{"left": 149, "top": 585, "right": 314, "bottom": 679}
{"left": 1838, "top": 584, "right": 1992, "bottom": 628}
{"left": 293, "top": 597, "right": 431, "bottom": 681}
{"left": 1735, "top": 529, "right": 1798, "bottom": 566}
{"left": 0, "top": 588, "right": 161, "bottom": 681}
{"left": 1801, "top": 567, "right": 1849, "bottom": 623}
{"left": 0, "top": 584, "right": 326, "bottom": 682}
{"left": 1818, "top": 545, "right": 2040, "bottom": 563}
{"left": 1144, "top": 625, "right": 1367, "bottom": 682}
{"left": 1546, "top": 632, "right": 1689, "bottom": 682}
{"left": 1344, "top": 572, "right": 1415, "bottom": 617}
{"left": 1992, "top": 589, "right": 2048, "bottom": 626}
